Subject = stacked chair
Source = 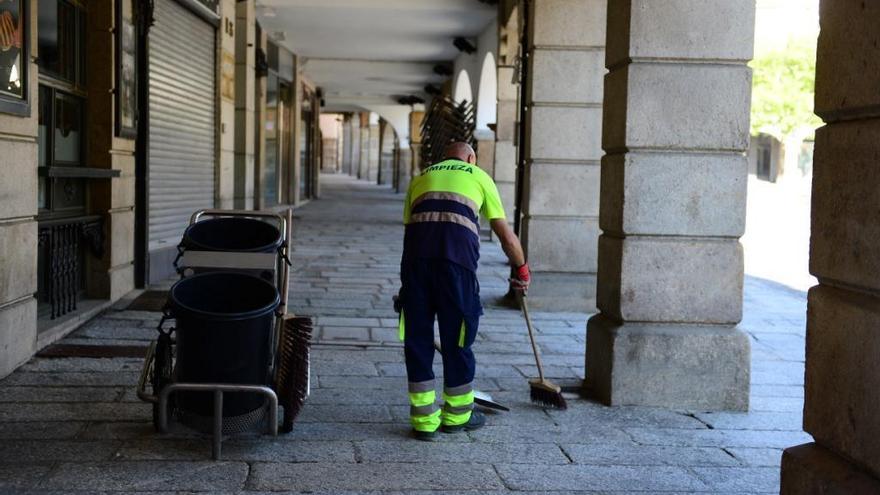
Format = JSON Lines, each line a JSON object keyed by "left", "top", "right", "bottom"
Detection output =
{"left": 420, "top": 96, "right": 477, "bottom": 167}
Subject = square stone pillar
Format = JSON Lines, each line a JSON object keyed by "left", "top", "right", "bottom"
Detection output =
{"left": 215, "top": 0, "right": 237, "bottom": 209}
{"left": 476, "top": 135, "right": 496, "bottom": 177}
{"left": 377, "top": 121, "right": 393, "bottom": 186}
{"left": 253, "top": 29, "right": 268, "bottom": 208}
{"left": 368, "top": 122, "right": 380, "bottom": 183}
{"left": 396, "top": 147, "right": 413, "bottom": 193}
{"left": 781, "top": 2, "right": 880, "bottom": 492}
{"left": 494, "top": 10, "right": 519, "bottom": 226}
{"left": 409, "top": 110, "right": 424, "bottom": 175}
{"left": 349, "top": 114, "right": 361, "bottom": 177}
{"left": 358, "top": 113, "right": 370, "bottom": 180}
{"left": 586, "top": 0, "right": 755, "bottom": 410}
{"left": 519, "top": 0, "right": 606, "bottom": 311}
{"left": 494, "top": 66, "right": 517, "bottom": 224}
{"left": 85, "top": 0, "right": 136, "bottom": 302}
{"left": 342, "top": 115, "right": 353, "bottom": 175}
{"left": 0, "top": 0, "right": 38, "bottom": 379}
{"left": 234, "top": 0, "right": 256, "bottom": 210}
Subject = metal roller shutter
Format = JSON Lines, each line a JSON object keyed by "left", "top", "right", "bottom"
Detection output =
{"left": 148, "top": 0, "right": 216, "bottom": 261}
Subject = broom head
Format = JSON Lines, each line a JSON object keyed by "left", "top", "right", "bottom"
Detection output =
{"left": 529, "top": 378, "right": 567, "bottom": 410}
{"left": 275, "top": 315, "right": 313, "bottom": 432}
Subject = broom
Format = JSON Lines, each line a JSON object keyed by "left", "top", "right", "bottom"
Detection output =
{"left": 517, "top": 291, "right": 567, "bottom": 409}
{"left": 276, "top": 314, "right": 312, "bottom": 432}
{"left": 273, "top": 209, "right": 313, "bottom": 432}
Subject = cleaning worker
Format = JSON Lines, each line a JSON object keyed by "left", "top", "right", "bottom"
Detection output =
{"left": 398, "top": 141, "right": 530, "bottom": 441}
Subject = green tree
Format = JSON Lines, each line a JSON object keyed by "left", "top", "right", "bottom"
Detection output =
{"left": 750, "top": 38, "right": 822, "bottom": 140}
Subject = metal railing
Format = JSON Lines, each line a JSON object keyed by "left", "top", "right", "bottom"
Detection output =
{"left": 37, "top": 215, "right": 104, "bottom": 319}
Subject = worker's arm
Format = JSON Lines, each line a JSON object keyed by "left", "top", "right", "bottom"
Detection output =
{"left": 490, "top": 219, "right": 525, "bottom": 268}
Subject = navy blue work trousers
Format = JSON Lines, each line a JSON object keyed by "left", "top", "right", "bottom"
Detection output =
{"left": 400, "top": 259, "right": 482, "bottom": 388}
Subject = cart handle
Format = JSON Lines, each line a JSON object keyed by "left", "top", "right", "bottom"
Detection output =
{"left": 189, "top": 209, "right": 288, "bottom": 242}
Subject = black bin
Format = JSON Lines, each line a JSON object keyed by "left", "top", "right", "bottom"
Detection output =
{"left": 182, "top": 217, "right": 282, "bottom": 253}
{"left": 169, "top": 272, "right": 280, "bottom": 417}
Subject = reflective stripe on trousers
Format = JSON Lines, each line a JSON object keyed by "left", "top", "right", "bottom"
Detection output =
{"left": 441, "top": 382, "right": 474, "bottom": 426}
{"left": 408, "top": 380, "right": 440, "bottom": 432}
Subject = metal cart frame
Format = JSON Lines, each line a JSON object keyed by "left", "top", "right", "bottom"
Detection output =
{"left": 136, "top": 209, "right": 291, "bottom": 460}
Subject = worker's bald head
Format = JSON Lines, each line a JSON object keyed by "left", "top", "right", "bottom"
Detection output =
{"left": 444, "top": 142, "right": 476, "bottom": 165}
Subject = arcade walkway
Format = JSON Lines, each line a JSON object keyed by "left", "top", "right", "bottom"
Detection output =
{"left": 0, "top": 174, "right": 811, "bottom": 493}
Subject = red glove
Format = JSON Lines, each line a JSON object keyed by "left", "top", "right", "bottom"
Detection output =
{"left": 510, "top": 263, "right": 531, "bottom": 291}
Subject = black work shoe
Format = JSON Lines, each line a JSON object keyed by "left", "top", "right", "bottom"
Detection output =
{"left": 412, "top": 429, "right": 439, "bottom": 442}
{"left": 441, "top": 410, "right": 486, "bottom": 433}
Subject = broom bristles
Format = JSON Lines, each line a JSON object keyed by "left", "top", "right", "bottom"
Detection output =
{"left": 529, "top": 380, "right": 568, "bottom": 410}
{"left": 276, "top": 315, "right": 313, "bottom": 432}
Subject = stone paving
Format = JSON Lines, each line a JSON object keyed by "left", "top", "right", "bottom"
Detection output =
{"left": 0, "top": 174, "right": 813, "bottom": 494}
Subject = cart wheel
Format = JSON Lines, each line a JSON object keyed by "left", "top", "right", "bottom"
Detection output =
{"left": 151, "top": 333, "right": 173, "bottom": 431}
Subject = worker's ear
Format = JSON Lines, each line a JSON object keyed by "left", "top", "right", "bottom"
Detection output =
{"left": 468, "top": 153, "right": 477, "bottom": 164}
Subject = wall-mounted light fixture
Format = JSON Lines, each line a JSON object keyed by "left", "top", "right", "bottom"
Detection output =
{"left": 424, "top": 84, "right": 442, "bottom": 96}
{"left": 397, "top": 95, "right": 425, "bottom": 106}
{"left": 453, "top": 37, "right": 476, "bottom": 54}
{"left": 433, "top": 64, "right": 453, "bottom": 76}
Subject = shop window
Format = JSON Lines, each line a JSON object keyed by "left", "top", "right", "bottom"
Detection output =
{"left": 36, "top": 0, "right": 101, "bottom": 320}
{"left": 0, "top": 0, "right": 29, "bottom": 114}
{"left": 38, "top": 0, "right": 84, "bottom": 85}
{"left": 38, "top": 83, "right": 86, "bottom": 217}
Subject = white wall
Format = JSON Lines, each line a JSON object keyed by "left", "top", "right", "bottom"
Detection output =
{"left": 475, "top": 51, "right": 498, "bottom": 131}
{"left": 365, "top": 105, "right": 412, "bottom": 147}
{"left": 319, "top": 114, "right": 342, "bottom": 138}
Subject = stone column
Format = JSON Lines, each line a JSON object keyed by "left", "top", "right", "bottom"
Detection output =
{"left": 289, "top": 66, "right": 304, "bottom": 205}
{"left": 494, "top": 10, "right": 518, "bottom": 225}
{"left": 409, "top": 110, "right": 424, "bottom": 176}
{"left": 494, "top": 68, "right": 517, "bottom": 224}
{"left": 86, "top": 0, "right": 136, "bottom": 302}
{"left": 476, "top": 132, "right": 496, "bottom": 237}
{"left": 342, "top": 115, "right": 353, "bottom": 175}
{"left": 234, "top": 0, "right": 256, "bottom": 210}
{"left": 368, "top": 120, "right": 380, "bottom": 183}
{"left": 253, "top": 29, "right": 267, "bottom": 208}
{"left": 586, "top": 0, "right": 754, "bottom": 410}
{"left": 358, "top": 113, "right": 370, "bottom": 179}
{"left": 0, "top": 0, "right": 38, "bottom": 378}
{"left": 475, "top": 132, "right": 496, "bottom": 177}
{"left": 518, "top": 0, "right": 606, "bottom": 311}
{"left": 215, "top": 0, "right": 237, "bottom": 209}
{"left": 377, "top": 121, "right": 393, "bottom": 186}
{"left": 396, "top": 147, "right": 413, "bottom": 193}
{"left": 780, "top": 2, "right": 880, "bottom": 492}
{"left": 349, "top": 113, "right": 361, "bottom": 177}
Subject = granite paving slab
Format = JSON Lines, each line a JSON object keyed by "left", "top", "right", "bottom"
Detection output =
{"left": 248, "top": 462, "right": 505, "bottom": 491}
{"left": 39, "top": 461, "right": 249, "bottom": 491}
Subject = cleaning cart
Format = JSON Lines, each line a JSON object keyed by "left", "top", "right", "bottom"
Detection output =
{"left": 136, "top": 209, "right": 311, "bottom": 460}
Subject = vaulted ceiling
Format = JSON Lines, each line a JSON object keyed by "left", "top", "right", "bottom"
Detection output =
{"left": 255, "top": 0, "right": 496, "bottom": 110}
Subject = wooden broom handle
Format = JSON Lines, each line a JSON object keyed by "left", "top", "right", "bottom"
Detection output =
{"left": 518, "top": 291, "right": 546, "bottom": 382}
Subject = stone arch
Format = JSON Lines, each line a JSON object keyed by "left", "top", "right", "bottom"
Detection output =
{"left": 476, "top": 52, "right": 497, "bottom": 131}
{"left": 453, "top": 69, "right": 474, "bottom": 105}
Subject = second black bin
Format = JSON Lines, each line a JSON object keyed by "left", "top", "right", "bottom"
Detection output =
{"left": 182, "top": 217, "right": 283, "bottom": 253}
{"left": 169, "top": 272, "right": 280, "bottom": 417}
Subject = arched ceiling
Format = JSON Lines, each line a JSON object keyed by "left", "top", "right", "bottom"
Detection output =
{"left": 256, "top": 0, "right": 497, "bottom": 108}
